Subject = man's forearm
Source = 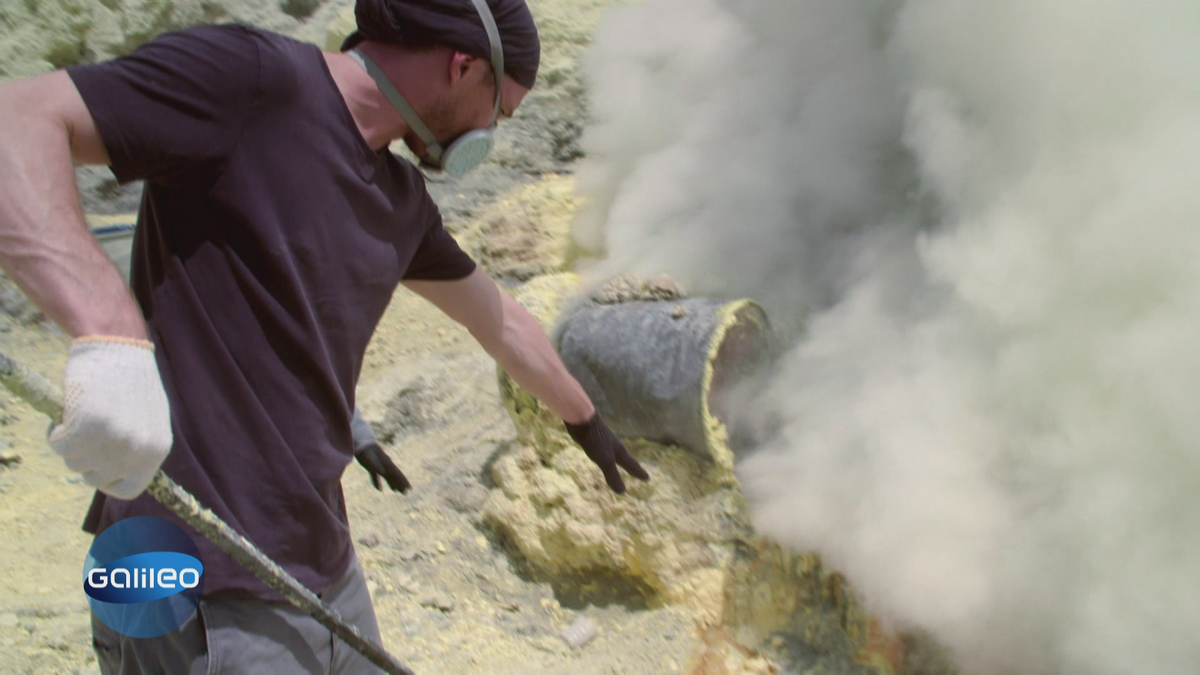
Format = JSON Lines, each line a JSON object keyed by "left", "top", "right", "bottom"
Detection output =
{"left": 404, "top": 270, "right": 596, "bottom": 424}
{"left": 487, "top": 293, "right": 594, "bottom": 424}
{"left": 406, "top": 271, "right": 648, "bottom": 493}
{"left": 0, "top": 75, "right": 146, "bottom": 339}
{"left": 490, "top": 295, "right": 650, "bottom": 494}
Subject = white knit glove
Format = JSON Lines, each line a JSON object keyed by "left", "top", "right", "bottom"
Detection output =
{"left": 48, "top": 337, "right": 173, "bottom": 500}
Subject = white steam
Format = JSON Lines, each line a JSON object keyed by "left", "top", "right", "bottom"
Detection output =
{"left": 576, "top": 1, "right": 1200, "bottom": 674}
{"left": 575, "top": 0, "right": 910, "bottom": 336}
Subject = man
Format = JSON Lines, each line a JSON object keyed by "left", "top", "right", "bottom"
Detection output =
{"left": 0, "top": 0, "right": 649, "bottom": 672}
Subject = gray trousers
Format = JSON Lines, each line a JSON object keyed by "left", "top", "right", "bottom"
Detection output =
{"left": 91, "top": 556, "right": 384, "bottom": 675}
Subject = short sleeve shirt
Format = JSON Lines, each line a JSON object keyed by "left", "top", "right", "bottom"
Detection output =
{"left": 67, "top": 24, "right": 476, "bottom": 599}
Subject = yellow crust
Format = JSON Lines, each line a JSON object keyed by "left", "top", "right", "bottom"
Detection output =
{"left": 700, "top": 299, "right": 767, "bottom": 471}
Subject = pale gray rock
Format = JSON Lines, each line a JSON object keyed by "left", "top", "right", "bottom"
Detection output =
{"left": 560, "top": 616, "right": 599, "bottom": 650}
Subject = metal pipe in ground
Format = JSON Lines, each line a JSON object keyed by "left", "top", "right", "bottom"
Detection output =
{"left": 556, "top": 297, "right": 771, "bottom": 467}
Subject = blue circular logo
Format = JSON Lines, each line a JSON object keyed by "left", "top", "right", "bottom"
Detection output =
{"left": 84, "top": 516, "right": 205, "bottom": 638}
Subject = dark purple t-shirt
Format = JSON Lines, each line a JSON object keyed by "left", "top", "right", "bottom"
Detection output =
{"left": 67, "top": 24, "right": 476, "bottom": 600}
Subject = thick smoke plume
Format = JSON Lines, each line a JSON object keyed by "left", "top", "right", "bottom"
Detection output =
{"left": 575, "top": 1, "right": 1200, "bottom": 673}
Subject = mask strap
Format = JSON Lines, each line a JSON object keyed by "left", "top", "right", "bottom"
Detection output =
{"left": 468, "top": 0, "right": 505, "bottom": 125}
{"left": 346, "top": 48, "right": 446, "bottom": 161}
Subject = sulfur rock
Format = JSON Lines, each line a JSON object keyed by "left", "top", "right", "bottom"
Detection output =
{"left": 484, "top": 272, "right": 906, "bottom": 675}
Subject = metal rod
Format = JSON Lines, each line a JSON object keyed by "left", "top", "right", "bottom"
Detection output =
{"left": 0, "top": 349, "right": 414, "bottom": 675}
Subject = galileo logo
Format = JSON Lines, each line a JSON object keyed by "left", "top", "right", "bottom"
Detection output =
{"left": 84, "top": 516, "right": 204, "bottom": 638}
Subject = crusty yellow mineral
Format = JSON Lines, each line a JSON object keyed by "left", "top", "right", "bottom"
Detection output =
{"left": 487, "top": 274, "right": 902, "bottom": 675}
{"left": 455, "top": 175, "right": 580, "bottom": 280}
{"left": 488, "top": 275, "right": 748, "bottom": 623}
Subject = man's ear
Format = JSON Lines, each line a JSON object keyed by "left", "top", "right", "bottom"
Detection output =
{"left": 448, "top": 51, "right": 477, "bottom": 86}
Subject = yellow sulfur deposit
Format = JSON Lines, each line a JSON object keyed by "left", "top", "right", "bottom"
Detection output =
{"left": 455, "top": 175, "right": 581, "bottom": 280}
{"left": 699, "top": 298, "right": 768, "bottom": 471}
{"left": 486, "top": 273, "right": 904, "bottom": 675}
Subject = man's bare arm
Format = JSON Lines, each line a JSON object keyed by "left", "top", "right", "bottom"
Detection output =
{"left": 0, "top": 70, "right": 146, "bottom": 339}
{"left": 0, "top": 71, "right": 172, "bottom": 500}
{"left": 403, "top": 268, "right": 594, "bottom": 423}
{"left": 406, "top": 268, "right": 649, "bottom": 493}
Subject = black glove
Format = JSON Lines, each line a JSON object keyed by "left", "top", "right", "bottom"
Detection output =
{"left": 354, "top": 442, "right": 412, "bottom": 493}
{"left": 564, "top": 413, "right": 650, "bottom": 494}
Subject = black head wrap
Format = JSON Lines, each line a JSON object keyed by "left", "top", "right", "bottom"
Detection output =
{"left": 342, "top": 0, "right": 540, "bottom": 89}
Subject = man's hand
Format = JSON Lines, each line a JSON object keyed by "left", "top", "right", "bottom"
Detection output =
{"left": 405, "top": 271, "right": 647, "bottom": 492}
{"left": 48, "top": 337, "right": 172, "bottom": 500}
{"left": 355, "top": 442, "right": 412, "bottom": 493}
{"left": 565, "top": 413, "right": 650, "bottom": 494}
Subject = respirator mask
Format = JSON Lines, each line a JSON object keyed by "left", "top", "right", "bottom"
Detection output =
{"left": 347, "top": 0, "right": 504, "bottom": 177}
